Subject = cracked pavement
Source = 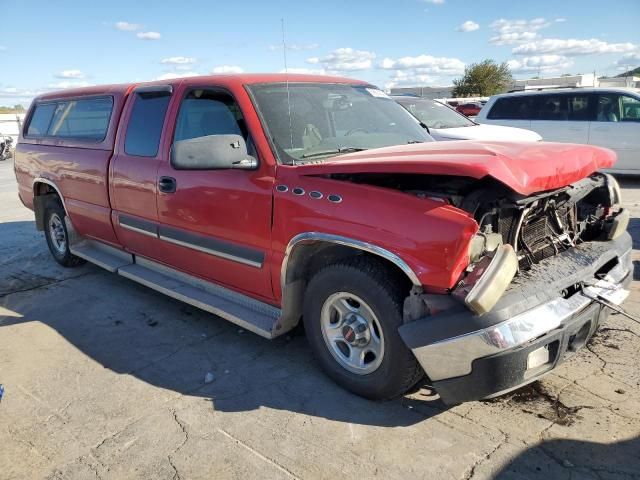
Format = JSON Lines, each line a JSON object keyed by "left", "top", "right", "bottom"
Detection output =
{"left": 1, "top": 159, "right": 639, "bottom": 479}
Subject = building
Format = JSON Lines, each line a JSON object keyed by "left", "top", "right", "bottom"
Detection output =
{"left": 388, "top": 72, "right": 639, "bottom": 103}
{"left": 598, "top": 76, "right": 640, "bottom": 88}
{"left": 511, "top": 73, "right": 597, "bottom": 91}
{"left": 0, "top": 113, "right": 25, "bottom": 143}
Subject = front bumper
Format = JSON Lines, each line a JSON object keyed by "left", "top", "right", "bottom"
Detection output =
{"left": 399, "top": 233, "right": 632, "bottom": 405}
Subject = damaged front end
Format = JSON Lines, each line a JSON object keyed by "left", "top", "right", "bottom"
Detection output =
{"left": 452, "top": 172, "right": 629, "bottom": 315}
{"left": 395, "top": 172, "right": 632, "bottom": 404}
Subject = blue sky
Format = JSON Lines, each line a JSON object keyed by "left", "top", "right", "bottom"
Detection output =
{"left": 1, "top": 0, "right": 639, "bottom": 106}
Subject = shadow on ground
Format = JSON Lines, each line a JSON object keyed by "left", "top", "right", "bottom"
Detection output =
{"left": 1, "top": 219, "right": 637, "bottom": 434}
{"left": 1, "top": 220, "right": 451, "bottom": 428}
{"left": 494, "top": 436, "right": 640, "bottom": 479}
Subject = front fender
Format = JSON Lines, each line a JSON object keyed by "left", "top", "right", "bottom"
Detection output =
{"left": 271, "top": 167, "right": 479, "bottom": 300}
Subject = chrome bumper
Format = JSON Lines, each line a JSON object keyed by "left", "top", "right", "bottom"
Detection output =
{"left": 416, "top": 258, "right": 629, "bottom": 381}
{"left": 416, "top": 260, "right": 629, "bottom": 382}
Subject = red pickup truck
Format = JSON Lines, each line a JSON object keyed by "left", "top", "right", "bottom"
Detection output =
{"left": 14, "top": 74, "right": 631, "bottom": 404}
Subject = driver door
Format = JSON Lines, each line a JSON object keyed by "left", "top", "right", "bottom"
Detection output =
{"left": 155, "top": 86, "right": 275, "bottom": 301}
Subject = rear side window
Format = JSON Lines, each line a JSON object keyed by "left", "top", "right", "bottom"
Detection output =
{"left": 26, "top": 97, "right": 113, "bottom": 140}
{"left": 125, "top": 92, "right": 171, "bottom": 157}
{"left": 26, "top": 103, "right": 56, "bottom": 136}
{"left": 567, "top": 94, "right": 595, "bottom": 121}
{"left": 535, "top": 95, "right": 569, "bottom": 120}
{"left": 48, "top": 97, "right": 113, "bottom": 140}
{"left": 487, "top": 96, "right": 534, "bottom": 120}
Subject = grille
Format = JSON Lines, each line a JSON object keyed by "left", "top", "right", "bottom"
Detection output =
{"left": 522, "top": 216, "right": 549, "bottom": 246}
{"left": 517, "top": 208, "right": 574, "bottom": 269}
{"left": 497, "top": 209, "right": 518, "bottom": 244}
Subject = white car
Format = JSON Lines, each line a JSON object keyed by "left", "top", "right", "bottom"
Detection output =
{"left": 393, "top": 96, "right": 541, "bottom": 142}
{"left": 476, "top": 88, "right": 640, "bottom": 174}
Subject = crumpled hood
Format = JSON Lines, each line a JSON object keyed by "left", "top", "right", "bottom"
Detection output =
{"left": 295, "top": 141, "right": 616, "bottom": 195}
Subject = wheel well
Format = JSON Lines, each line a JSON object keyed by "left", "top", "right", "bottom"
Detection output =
{"left": 276, "top": 241, "right": 414, "bottom": 334}
{"left": 33, "top": 181, "right": 63, "bottom": 231}
{"left": 34, "top": 182, "right": 58, "bottom": 196}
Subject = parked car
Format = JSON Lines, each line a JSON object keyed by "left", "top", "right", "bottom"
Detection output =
{"left": 393, "top": 96, "right": 541, "bottom": 142}
{"left": 14, "top": 74, "right": 631, "bottom": 404}
{"left": 456, "top": 102, "right": 483, "bottom": 117}
{"left": 477, "top": 88, "right": 640, "bottom": 173}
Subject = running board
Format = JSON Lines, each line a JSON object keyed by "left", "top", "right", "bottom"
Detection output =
{"left": 68, "top": 237, "right": 282, "bottom": 338}
{"left": 70, "top": 240, "right": 134, "bottom": 272}
{"left": 118, "top": 258, "right": 280, "bottom": 339}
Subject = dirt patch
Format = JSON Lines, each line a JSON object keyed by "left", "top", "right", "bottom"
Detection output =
{"left": 488, "top": 382, "right": 591, "bottom": 426}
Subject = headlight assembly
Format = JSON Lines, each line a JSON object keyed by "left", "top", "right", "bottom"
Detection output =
{"left": 465, "top": 244, "right": 518, "bottom": 315}
{"left": 604, "top": 173, "right": 622, "bottom": 207}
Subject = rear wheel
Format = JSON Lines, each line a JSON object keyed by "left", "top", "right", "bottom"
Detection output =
{"left": 43, "top": 200, "right": 85, "bottom": 267}
{"left": 303, "top": 257, "right": 423, "bottom": 400}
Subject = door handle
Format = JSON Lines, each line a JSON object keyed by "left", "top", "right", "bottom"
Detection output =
{"left": 158, "top": 176, "right": 177, "bottom": 193}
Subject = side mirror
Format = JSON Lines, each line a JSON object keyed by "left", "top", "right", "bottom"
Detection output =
{"left": 171, "top": 134, "right": 258, "bottom": 170}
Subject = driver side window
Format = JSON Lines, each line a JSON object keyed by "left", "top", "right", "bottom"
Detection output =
{"left": 173, "top": 90, "right": 256, "bottom": 155}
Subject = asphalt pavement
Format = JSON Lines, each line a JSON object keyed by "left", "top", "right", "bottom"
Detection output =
{"left": 1, "top": 158, "right": 639, "bottom": 479}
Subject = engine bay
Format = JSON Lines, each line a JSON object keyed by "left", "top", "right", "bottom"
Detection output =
{"left": 328, "top": 172, "right": 619, "bottom": 271}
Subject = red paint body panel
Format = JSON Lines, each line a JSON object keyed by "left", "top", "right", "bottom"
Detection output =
{"left": 12, "top": 74, "right": 618, "bottom": 309}
{"left": 108, "top": 81, "right": 171, "bottom": 260}
{"left": 14, "top": 143, "right": 119, "bottom": 244}
{"left": 150, "top": 79, "right": 277, "bottom": 300}
{"left": 15, "top": 84, "right": 133, "bottom": 246}
{"left": 270, "top": 167, "right": 479, "bottom": 296}
{"left": 292, "top": 141, "right": 616, "bottom": 196}
{"left": 154, "top": 170, "right": 275, "bottom": 300}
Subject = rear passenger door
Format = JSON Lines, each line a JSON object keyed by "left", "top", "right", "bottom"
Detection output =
{"left": 155, "top": 86, "right": 274, "bottom": 300}
{"left": 530, "top": 93, "right": 592, "bottom": 144}
{"left": 589, "top": 93, "right": 640, "bottom": 172}
{"left": 110, "top": 85, "right": 173, "bottom": 260}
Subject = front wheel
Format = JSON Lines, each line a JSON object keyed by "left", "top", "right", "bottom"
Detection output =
{"left": 43, "top": 200, "right": 85, "bottom": 267}
{"left": 303, "top": 257, "right": 423, "bottom": 400}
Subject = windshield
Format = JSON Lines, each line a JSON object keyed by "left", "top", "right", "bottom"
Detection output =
{"left": 395, "top": 97, "right": 476, "bottom": 129}
{"left": 248, "top": 83, "right": 433, "bottom": 163}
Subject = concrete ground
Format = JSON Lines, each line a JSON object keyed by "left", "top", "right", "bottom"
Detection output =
{"left": 1, "top": 157, "right": 639, "bottom": 480}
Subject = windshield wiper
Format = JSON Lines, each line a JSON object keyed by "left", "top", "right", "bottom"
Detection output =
{"left": 301, "top": 147, "right": 367, "bottom": 159}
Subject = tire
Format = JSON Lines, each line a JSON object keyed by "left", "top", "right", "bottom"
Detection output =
{"left": 303, "top": 256, "right": 423, "bottom": 400}
{"left": 43, "top": 200, "right": 85, "bottom": 267}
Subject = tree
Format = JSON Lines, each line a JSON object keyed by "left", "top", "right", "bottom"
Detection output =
{"left": 452, "top": 59, "right": 514, "bottom": 97}
{"left": 616, "top": 66, "right": 640, "bottom": 77}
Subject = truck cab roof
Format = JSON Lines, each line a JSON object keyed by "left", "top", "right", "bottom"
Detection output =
{"left": 34, "top": 74, "right": 368, "bottom": 103}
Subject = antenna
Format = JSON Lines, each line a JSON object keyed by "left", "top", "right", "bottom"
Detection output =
{"left": 281, "top": 18, "right": 294, "bottom": 157}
